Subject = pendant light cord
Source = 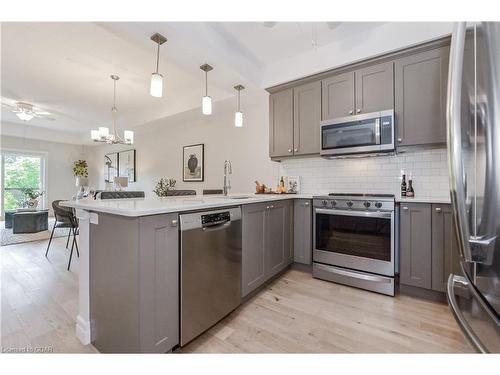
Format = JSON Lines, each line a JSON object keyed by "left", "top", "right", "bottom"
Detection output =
{"left": 205, "top": 71, "right": 208, "bottom": 96}
{"left": 156, "top": 42, "right": 160, "bottom": 73}
{"left": 237, "top": 89, "right": 240, "bottom": 111}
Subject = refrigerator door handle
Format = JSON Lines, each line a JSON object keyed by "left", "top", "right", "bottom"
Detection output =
{"left": 447, "top": 274, "right": 489, "bottom": 353}
{"left": 447, "top": 22, "right": 473, "bottom": 263}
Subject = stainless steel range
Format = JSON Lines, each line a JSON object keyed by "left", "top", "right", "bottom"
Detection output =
{"left": 312, "top": 193, "right": 396, "bottom": 296}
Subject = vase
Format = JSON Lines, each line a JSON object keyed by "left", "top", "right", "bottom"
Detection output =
{"left": 187, "top": 154, "right": 198, "bottom": 174}
{"left": 25, "top": 199, "right": 39, "bottom": 209}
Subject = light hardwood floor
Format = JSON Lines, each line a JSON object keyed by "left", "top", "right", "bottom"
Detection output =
{"left": 1, "top": 238, "right": 472, "bottom": 353}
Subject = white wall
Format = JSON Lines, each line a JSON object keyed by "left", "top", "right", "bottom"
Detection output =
{"left": 279, "top": 148, "right": 450, "bottom": 199}
{"left": 87, "top": 90, "right": 281, "bottom": 196}
{"left": 0, "top": 135, "right": 88, "bottom": 214}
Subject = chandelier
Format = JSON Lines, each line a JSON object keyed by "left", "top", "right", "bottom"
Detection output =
{"left": 91, "top": 75, "right": 134, "bottom": 145}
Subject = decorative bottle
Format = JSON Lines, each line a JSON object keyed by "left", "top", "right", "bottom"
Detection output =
{"left": 401, "top": 173, "right": 407, "bottom": 197}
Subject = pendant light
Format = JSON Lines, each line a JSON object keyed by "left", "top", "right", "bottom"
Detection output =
{"left": 91, "top": 75, "right": 134, "bottom": 145}
{"left": 234, "top": 85, "right": 245, "bottom": 127}
{"left": 200, "top": 64, "right": 213, "bottom": 115}
{"left": 150, "top": 33, "right": 167, "bottom": 98}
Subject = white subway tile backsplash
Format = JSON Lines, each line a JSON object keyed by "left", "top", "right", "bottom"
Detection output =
{"left": 279, "top": 148, "right": 450, "bottom": 198}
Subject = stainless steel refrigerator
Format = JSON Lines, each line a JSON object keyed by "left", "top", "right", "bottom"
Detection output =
{"left": 447, "top": 22, "right": 500, "bottom": 353}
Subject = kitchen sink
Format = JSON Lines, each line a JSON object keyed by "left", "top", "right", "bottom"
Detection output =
{"left": 225, "top": 195, "right": 252, "bottom": 200}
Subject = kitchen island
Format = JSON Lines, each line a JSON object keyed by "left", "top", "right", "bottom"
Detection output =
{"left": 61, "top": 194, "right": 310, "bottom": 352}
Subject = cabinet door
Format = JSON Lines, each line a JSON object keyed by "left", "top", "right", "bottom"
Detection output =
{"left": 400, "top": 203, "right": 432, "bottom": 289}
{"left": 293, "top": 81, "right": 321, "bottom": 155}
{"left": 321, "top": 71, "right": 355, "bottom": 120}
{"left": 269, "top": 89, "right": 294, "bottom": 158}
{"left": 354, "top": 62, "right": 394, "bottom": 114}
{"left": 139, "top": 213, "right": 179, "bottom": 353}
{"left": 431, "top": 204, "right": 461, "bottom": 292}
{"left": 242, "top": 202, "right": 268, "bottom": 297}
{"left": 394, "top": 46, "right": 450, "bottom": 146}
{"left": 266, "top": 200, "right": 292, "bottom": 278}
{"left": 293, "top": 199, "right": 312, "bottom": 264}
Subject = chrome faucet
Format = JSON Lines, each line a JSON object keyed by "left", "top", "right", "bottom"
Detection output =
{"left": 223, "top": 160, "right": 232, "bottom": 196}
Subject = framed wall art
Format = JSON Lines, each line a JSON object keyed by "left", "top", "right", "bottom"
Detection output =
{"left": 183, "top": 144, "right": 204, "bottom": 182}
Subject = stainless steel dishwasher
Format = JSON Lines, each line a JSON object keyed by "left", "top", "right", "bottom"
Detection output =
{"left": 180, "top": 207, "right": 242, "bottom": 346}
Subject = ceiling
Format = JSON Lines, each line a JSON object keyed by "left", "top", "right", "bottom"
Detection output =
{"left": 1, "top": 22, "right": 389, "bottom": 142}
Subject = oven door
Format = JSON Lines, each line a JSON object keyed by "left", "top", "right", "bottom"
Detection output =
{"left": 313, "top": 208, "right": 395, "bottom": 276}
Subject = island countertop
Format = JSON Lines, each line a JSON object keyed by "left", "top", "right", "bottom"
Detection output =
{"left": 60, "top": 193, "right": 316, "bottom": 217}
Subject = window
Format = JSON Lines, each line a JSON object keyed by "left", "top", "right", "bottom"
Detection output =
{"left": 1, "top": 150, "right": 46, "bottom": 217}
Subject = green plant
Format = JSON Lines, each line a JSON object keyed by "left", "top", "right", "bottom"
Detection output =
{"left": 153, "top": 178, "right": 176, "bottom": 197}
{"left": 73, "top": 160, "right": 88, "bottom": 177}
{"left": 21, "top": 187, "right": 44, "bottom": 200}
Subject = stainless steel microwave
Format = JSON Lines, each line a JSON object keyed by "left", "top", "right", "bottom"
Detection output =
{"left": 320, "top": 110, "right": 395, "bottom": 156}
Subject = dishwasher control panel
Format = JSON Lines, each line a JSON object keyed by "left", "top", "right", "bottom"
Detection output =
{"left": 201, "top": 211, "right": 230, "bottom": 226}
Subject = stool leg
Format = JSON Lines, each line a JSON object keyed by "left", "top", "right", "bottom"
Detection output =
{"left": 67, "top": 242, "right": 74, "bottom": 271}
{"left": 66, "top": 229, "right": 71, "bottom": 249}
{"left": 71, "top": 227, "right": 79, "bottom": 257}
{"left": 45, "top": 224, "right": 56, "bottom": 257}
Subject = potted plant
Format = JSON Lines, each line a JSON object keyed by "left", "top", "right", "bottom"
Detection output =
{"left": 73, "top": 160, "right": 89, "bottom": 199}
{"left": 153, "top": 178, "right": 176, "bottom": 197}
{"left": 21, "top": 187, "right": 44, "bottom": 209}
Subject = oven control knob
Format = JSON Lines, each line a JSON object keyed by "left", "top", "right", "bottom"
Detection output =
{"left": 375, "top": 202, "right": 382, "bottom": 209}
{"left": 322, "top": 200, "right": 328, "bottom": 207}
{"left": 363, "top": 201, "right": 371, "bottom": 208}
{"left": 331, "top": 200, "right": 337, "bottom": 207}
{"left": 346, "top": 201, "right": 353, "bottom": 208}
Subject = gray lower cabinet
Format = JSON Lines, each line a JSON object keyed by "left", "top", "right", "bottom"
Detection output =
{"left": 400, "top": 203, "right": 432, "bottom": 289}
{"left": 90, "top": 212, "right": 179, "bottom": 353}
{"left": 322, "top": 71, "right": 355, "bottom": 119}
{"left": 394, "top": 46, "right": 450, "bottom": 146}
{"left": 355, "top": 61, "right": 394, "bottom": 114}
{"left": 293, "top": 199, "right": 312, "bottom": 264}
{"left": 242, "top": 200, "right": 293, "bottom": 297}
{"left": 293, "top": 81, "right": 321, "bottom": 155}
{"left": 431, "top": 204, "right": 461, "bottom": 292}
{"left": 269, "top": 89, "right": 294, "bottom": 158}
{"left": 400, "top": 202, "right": 461, "bottom": 293}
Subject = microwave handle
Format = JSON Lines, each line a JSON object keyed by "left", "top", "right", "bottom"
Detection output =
{"left": 375, "top": 118, "right": 381, "bottom": 145}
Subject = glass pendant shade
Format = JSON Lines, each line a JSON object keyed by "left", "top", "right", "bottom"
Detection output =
{"left": 98, "top": 127, "right": 109, "bottom": 138}
{"left": 202, "top": 96, "right": 212, "bottom": 115}
{"left": 150, "top": 73, "right": 163, "bottom": 98}
{"left": 235, "top": 111, "right": 243, "bottom": 127}
{"left": 124, "top": 130, "right": 134, "bottom": 144}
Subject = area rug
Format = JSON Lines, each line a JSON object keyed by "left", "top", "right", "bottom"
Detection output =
{"left": 0, "top": 218, "right": 70, "bottom": 246}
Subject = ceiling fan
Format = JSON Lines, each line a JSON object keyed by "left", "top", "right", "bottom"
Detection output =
{"left": 1, "top": 99, "right": 54, "bottom": 121}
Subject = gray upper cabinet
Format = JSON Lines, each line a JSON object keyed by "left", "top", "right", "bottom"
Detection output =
{"left": 242, "top": 200, "right": 293, "bottom": 297}
{"left": 322, "top": 71, "right": 355, "bottom": 120}
{"left": 242, "top": 202, "right": 268, "bottom": 297}
{"left": 431, "top": 204, "right": 461, "bottom": 292}
{"left": 293, "top": 199, "right": 312, "bottom": 265}
{"left": 269, "top": 89, "right": 294, "bottom": 158}
{"left": 355, "top": 62, "right": 394, "bottom": 114}
{"left": 293, "top": 81, "right": 321, "bottom": 155}
{"left": 399, "top": 203, "right": 432, "bottom": 289}
{"left": 394, "top": 46, "right": 450, "bottom": 146}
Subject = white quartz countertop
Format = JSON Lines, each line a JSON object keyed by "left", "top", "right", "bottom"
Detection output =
{"left": 61, "top": 193, "right": 452, "bottom": 217}
{"left": 60, "top": 194, "right": 314, "bottom": 217}
{"left": 396, "top": 196, "right": 451, "bottom": 204}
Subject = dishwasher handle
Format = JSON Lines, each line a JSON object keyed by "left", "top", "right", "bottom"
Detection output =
{"left": 202, "top": 222, "right": 232, "bottom": 232}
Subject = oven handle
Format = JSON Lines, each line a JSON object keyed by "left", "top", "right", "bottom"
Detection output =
{"left": 315, "top": 208, "right": 392, "bottom": 219}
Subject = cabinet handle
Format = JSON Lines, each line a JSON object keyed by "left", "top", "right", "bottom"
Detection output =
{"left": 270, "top": 205, "right": 274, "bottom": 209}
{"left": 402, "top": 206, "right": 409, "bottom": 210}
{"left": 266, "top": 206, "right": 270, "bottom": 209}
{"left": 435, "top": 207, "right": 442, "bottom": 213}
{"left": 294, "top": 148, "right": 298, "bottom": 152}
{"left": 171, "top": 219, "right": 178, "bottom": 227}
{"left": 349, "top": 110, "right": 353, "bottom": 115}
{"left": 288, "top": 149, "right": 292, "bottom": 153}
{"left": 304, "top": 202, "right": 310, "bottom": 206}
{"left": 397, "top": 138, "right": 402, "bottom": 143}
{"left": 357, "top": 109, "right": 361, "bottom": 113}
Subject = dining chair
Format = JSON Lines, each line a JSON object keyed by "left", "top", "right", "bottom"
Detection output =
{"left": 45, "top": 200, "right": 79, "bottom": 270}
